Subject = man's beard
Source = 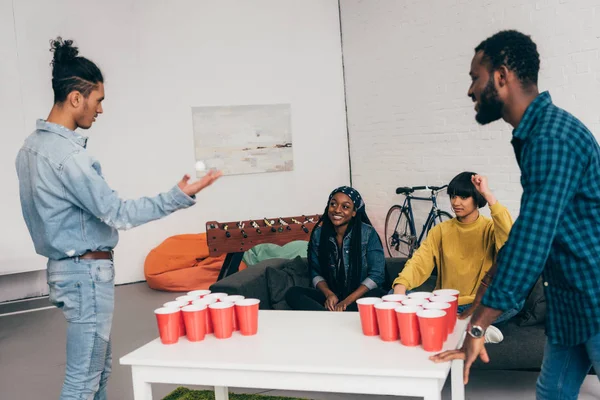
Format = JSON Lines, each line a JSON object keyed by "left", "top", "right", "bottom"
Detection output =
{"left": 475, "top": 77, "right": 504, "bottom": 125}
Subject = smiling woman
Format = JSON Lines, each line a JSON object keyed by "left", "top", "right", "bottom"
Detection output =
{"left": 285, "top": 186, "right": 387, "bottom": 312}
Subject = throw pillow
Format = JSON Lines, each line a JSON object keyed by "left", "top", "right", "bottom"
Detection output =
{"left": 516, "top": 277, "right": 547, "bottom": 327}
{"left": 265, "top": 256, "right": 310, "bottom": 308}
{"left": 243, "top": 241, "right": 308, "bottom": 266}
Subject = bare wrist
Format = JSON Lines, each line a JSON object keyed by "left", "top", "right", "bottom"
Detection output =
{"left": 393, "top": 284, "right": 407, "bottom": 294}
{"left": 483, "top": 192, "right": 497, "bottom": 206}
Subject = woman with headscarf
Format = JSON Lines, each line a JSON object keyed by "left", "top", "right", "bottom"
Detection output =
{"left": 286, "top": 186, "right": 387, "bottom": 311}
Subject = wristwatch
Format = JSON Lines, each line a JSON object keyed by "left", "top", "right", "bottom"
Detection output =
{"left": 468, "top": 325, "right": 486, "bottom": 339}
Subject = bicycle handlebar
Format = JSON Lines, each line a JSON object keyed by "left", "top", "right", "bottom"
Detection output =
{"left": 395, "top": 184, "right": 448, "bottom": 195}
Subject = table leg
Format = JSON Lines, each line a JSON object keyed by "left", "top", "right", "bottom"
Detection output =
{"left": 451, "top": 359, "right": 465, "bottom": 400}
{"left": 131, "top": 367, "right": 153, "bottom": 400}
{"left": 214, "top": 386, "right": 229, "bottom": 400}
{"left": 423, "top": 391, "right": 441, "bottom": 400}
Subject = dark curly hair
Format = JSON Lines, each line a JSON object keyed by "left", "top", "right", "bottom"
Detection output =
{"left": 475, "top": 30, "right": 540, "bottom": 87}
{"left": 49, "top": 37, "right": 104, "bottom": 103}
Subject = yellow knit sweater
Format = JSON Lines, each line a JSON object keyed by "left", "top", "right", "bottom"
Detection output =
{"left": 392, "top": 202, "right": 513, "bottom": 305}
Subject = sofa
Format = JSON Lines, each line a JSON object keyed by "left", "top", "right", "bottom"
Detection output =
{"left": 210, "top": 257, "right": 546, "bottom": 371}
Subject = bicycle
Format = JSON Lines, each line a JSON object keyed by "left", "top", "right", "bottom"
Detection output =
{"left": 384, "top": 185, "right": 452, "bottom": 258}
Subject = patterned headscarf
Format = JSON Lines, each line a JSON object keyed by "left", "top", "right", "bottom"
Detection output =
{"left": 328, "top": 186, "right": 365, "bottom": 211}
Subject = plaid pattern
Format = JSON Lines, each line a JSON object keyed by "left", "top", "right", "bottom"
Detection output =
{"left": 482, "top": 92, "right": 600, "bottom": 346}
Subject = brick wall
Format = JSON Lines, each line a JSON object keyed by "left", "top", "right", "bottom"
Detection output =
{"left": 340, "top": 0, "right": 600, "bottom": 241}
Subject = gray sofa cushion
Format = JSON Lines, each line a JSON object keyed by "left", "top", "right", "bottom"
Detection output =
{"left": 209, "top": 258, "right": 292, "bottom": 309}
{"left": 265, "top": 256, "right": 310, "bottom": 309}
{"left": 474, "top": 321, "right": 546, "bottom": 370}
{"left": 516, "top": 277, "right": 547, "bottom": 327}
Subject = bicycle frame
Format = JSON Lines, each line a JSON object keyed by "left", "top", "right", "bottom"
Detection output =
{"left": 397, "top": 191, "right": 443, "bottom": 247}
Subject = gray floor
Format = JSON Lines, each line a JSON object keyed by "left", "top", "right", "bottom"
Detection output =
{"left": 1, "top": 283, "right": 598, "bottom": 400}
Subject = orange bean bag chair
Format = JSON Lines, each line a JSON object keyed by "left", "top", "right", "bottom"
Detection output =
{"left": 144, "top": 233, "right": 247, "bottom": 292}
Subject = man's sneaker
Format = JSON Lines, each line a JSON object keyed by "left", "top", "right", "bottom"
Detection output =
{"left": 484, "top": 325, "right": 504, "bottom": 344}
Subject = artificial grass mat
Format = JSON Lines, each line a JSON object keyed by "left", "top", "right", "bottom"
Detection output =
{"left": 162, "top": 387, "right": 306, "bottom": 400}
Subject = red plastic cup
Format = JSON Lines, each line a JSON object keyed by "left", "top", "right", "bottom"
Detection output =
{"left": 417, "top": 309, "right": 447, "bottom": 352}
{"left": 395, "top": 305, "right": 421, "bottom": 346}
{"left": 192, "top": 298, "right": 217, "bottom": 306}
{"left": 407, "top": 292, "right": 433, "bottom": 301}
{"left": 175, "top": 295, "right": 195, "bottom": 305}
{"left": 223, "top": 295, "right": 245, "bottom": 303}
{"left": 163, "top": 300, "right": 188, "bottom": 308}
{"left": 375, "top": 302, "right": 400, "bottom": 341}
{"left": 382, "top": 294, "right": 407, "bottom": 303}
{"left": 209, "top": 302, "right": 235, "bottom": 339}
{"left": 163, "top": 300, "right": 188, "bottom": 336}
{"left": 433, "top": 289, "right": 460, "bottom": 299}
{"left": 429, "top": 295, "right": 458, "bottom": 333}
{"left": 223, "top": 295, "right": 245, "bottom": 331}
{"left": 423, "top": 302, "right": 452, "bottom": 339}
{"left": 204, "top": 293, "right": 229, "bottom": 303}
{"left": 187, "top": 290, "right": 211, "bottom": 299}
{"left": 401, "top": 298, "right": 427, "bottom": 307}
{"left": 182, "top": 304, "right": 207, "bottom": 342}
{"left": 235, "top": 298, "right": 261, "bottom": 336}
{"left": 154, "top": 307, "right": 180, "bottom": 344}
{"left": 356, "top": 297, "right": 383, "bottom": 336}
{"left": 193, "top": 298, "right": 216, "bottom": 334}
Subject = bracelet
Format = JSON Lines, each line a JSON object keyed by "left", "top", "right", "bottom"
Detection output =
{"left": 480, "top": 281, "right": 489, "bottom": 288}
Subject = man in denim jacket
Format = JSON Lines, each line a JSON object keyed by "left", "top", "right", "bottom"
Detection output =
{"left": 15, "top": 38, "right": 221, "bottom": 400}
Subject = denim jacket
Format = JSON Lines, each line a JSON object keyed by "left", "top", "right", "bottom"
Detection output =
{"left": 309, "top": 222, "right": 385, "bottom": 292}
{"left": 15, "top": 120, "right": 196, "bottom": 260}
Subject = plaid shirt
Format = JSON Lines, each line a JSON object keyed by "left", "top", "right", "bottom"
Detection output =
{"left": 482, "top": 92, "right": 600, "bottom": 346}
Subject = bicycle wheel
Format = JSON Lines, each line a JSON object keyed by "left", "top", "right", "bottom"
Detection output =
{"left": 424, "top": 210, "right": 453, "bottom": 233}
{"left": 435, "top": 210, "right": 452, "bottom": 225}
{"left": 384, "top": 205, "right": 415, "bottom": 258}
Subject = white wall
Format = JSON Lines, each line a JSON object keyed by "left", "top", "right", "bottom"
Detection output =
{"left": 340, "top": 0, "right": 600, "bottom": 237}
{"left": 1, "top": 0, "right": 48, "bottom": 277}
{"left": 1, "top": 0, "right": 349, "bottom": 301}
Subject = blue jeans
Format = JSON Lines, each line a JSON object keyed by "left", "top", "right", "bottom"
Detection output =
{"left": 536, "top": 332, "right": 600, "bottom": 400}
{"left": 47, "top": 257, "right": 115, "bottom": 400}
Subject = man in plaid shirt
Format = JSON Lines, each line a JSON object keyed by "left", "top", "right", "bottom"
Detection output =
{"left": 431, "top": 30, "right": 600, "bottom": 399}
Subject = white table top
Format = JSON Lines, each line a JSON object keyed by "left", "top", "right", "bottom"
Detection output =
{"left": 121, "top": 310, "right": 468, "bottom": 380}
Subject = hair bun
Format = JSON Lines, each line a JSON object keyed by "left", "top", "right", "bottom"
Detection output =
{"left": 50, "top": 37, "right": 79, "bottom": 65}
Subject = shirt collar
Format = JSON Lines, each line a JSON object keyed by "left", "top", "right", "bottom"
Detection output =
{"left": 327, "top": 225, "right": 356, "bottom": 246}
{"left": 36, "top": 119, "right": 88, "bottom": 148}
{"left": 512, "top": 91, "right": 552, "bottom": 141}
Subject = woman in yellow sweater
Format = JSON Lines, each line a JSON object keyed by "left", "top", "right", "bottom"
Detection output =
{"left": 393, "top": 172, "right": 522, "bottom": 340}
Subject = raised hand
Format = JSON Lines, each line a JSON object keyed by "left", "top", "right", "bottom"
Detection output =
{"left": 178, "top": 170, "right": 223, "bottom": 197}
{"left": 471, "top": 174, "right": 497, "bottom": 206}
{"left": 471, "top": 174, "right": 490, "bottom": 196}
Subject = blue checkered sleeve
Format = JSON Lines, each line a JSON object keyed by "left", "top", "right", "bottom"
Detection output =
{"left": 482, "top": 136, "right": 585, "bottom": 311}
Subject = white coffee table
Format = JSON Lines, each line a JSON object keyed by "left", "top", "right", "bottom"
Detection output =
{"left": 120, "top": 310, "right": 467, "bottom": 400}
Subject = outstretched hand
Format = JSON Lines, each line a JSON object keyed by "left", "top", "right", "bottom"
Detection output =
{"left": 178, "top": 170, "right": 223, "bottom": 197}
{"left": 429, "top": 334, "right": 489, "bottom": 384}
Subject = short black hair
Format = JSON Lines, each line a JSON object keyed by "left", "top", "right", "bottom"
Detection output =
{"left": 50, "top": 37, "right": 104, "bottom": 103}
{"left": 475, "top": 30, "right": 540, "bottom": 87}
{"left": 448, "top": 172, "right": 487, "bottom": 208}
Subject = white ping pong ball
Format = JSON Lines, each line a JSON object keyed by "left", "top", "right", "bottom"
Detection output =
{"left": 195, "top": 161, "right": 206, "bottom": 171}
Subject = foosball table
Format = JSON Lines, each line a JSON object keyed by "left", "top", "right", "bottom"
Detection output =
{"left": 206, "top": 214, "right": 321, "bottom": 280}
